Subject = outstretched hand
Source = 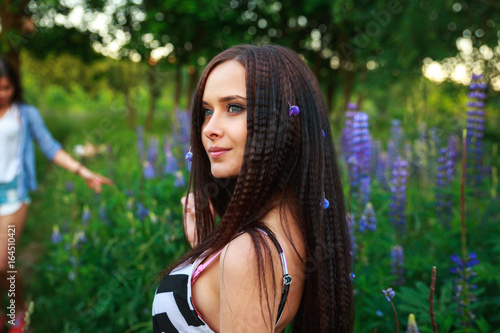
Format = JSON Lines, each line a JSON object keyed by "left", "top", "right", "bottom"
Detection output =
{"left": 79, "top": 168, "right": 113, "bottom": 193}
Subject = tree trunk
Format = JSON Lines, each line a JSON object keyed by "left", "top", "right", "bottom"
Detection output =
{"left": 124, "top": 88, "right": 136, "bottom": 129}
{"left": 145, "top": 63, "right": 161, "bottom": 131}
{"left": 173, "top": 65, "right": 182, "bottom": 111}
{"left": 186, "top": 65, "right": 198, "bottom": 111}
{"left": 326, "top": 71, "right": 337, "bottom": 115}
{"left": 0, "top": 0, "right": 29, "bottom": 79}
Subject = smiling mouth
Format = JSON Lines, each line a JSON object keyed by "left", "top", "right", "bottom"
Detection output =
{"left": 209, "top": 149, "right": 231, "bottom": 158}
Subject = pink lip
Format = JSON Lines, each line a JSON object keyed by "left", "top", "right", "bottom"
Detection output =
{"left": 208, "top": 147, "right": 231, "bottom": 158}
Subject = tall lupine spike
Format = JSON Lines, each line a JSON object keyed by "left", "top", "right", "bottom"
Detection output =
{"left": 342, "top": 108, "right": 372, "bottom": 207}
{"left": 177, "top": 110, "right": 191, "bottom": 145}
{"left": 390, "top": 245, "right": 405, "bottom": 285}
{"left": 136, "top": 126, "right": 145, "bottom": 162}
{"left": 389, "top": 156, "right": 409, "bottom": 234}
{"left": 466, "top": 74, "right": 487, "bottom": 190}
{"left": 359, "top": 202, "right": 376, "bottom": 232}
{"left": 406, "top": 314, "right": 419, "bottom": 333}
{"left": 164, "top": 136, "right": 178, "bottom": 175}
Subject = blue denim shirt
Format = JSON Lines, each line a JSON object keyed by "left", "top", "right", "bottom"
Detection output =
{"left": 17, "top": 103, "right": 62, "bottom": 198}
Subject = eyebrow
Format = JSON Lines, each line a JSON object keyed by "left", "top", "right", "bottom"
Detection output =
{"left": 202, "top": 95, "right": 246, "bottom": 105}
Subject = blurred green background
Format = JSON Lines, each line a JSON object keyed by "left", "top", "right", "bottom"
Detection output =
{"left": 0, "top": 0, "right": 499, "bottom": 332}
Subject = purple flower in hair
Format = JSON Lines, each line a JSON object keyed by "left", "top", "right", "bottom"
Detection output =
{"left": 287, "top": 102, "right": 300, "bottom": 116}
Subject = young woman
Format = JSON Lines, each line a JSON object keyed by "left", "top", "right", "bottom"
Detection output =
{"left": 0, "top": 57, "right": 112, "bottom": 332}
{"left": 152, "top": 45, "right": 353, "bottom": 332}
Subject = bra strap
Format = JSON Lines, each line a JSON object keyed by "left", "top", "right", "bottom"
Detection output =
{"left": 256, "top": 228, "right": 292, "bottom": 327}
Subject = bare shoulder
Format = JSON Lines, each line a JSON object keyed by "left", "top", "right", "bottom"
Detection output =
{"left": 218, "top": 232, "right": 282, "bottom": 332}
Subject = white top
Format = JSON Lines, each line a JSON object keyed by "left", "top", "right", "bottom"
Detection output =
{"left": 0, "top": 104, "right": 21, "bottom": 183}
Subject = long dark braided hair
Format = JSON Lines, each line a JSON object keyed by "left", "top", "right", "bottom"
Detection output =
{"left": 158, "top": 44, "right": 353, "bottom": 332}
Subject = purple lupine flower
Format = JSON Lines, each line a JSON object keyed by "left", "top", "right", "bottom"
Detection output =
{"left": 342, "top": 107, "right": 371, "bottom": 206}
{"left": 143, "top": 137, "right": 159, "bottom": 179}
{"left": 386, "top": 120, "right": 404, "bottom": 187}
{"left": 389, "top": 156, "right": 408, "bottom": 233}
{"left": 99, "top": 205, "right": 110, "bottom": 225}
{"left": 359, "top": 202, "right": 376, "bottom": 232}
{"left": 136, "top": 126, "right": 145, "bottom": 161}
{"left": 466, "top": 74, "right": 487, "bottom": 189}
{"left": 377, "top": 150, "right": 387, "bottom": 189}
{"left": 390, "top": 245, "right": 405, "bottom": 285}
{"left": 177, "top": 110, "right": 191, "bottom": 145}
{"left": 382, "top": 287, "right": 396, "bottom": 302}
{"left": 450, "top": 252, "right": 479, "bottom": 326}
{"left": 347, "top": 213, "right": 356, "bottom": 259}
{"left": 51, "top": 225, "right": 62, "bottom": 244}
{"left": 164, "top": 137, "right": 178, "bottom": 175}
{"left": 136, "top": 203, "right": 149, "bottom": 221}
{"left": 174, "top": 170, "right": 186, "bottom": 188}
{"left": 436, "top": 136, "right": 457, "bottom": 229}
{"left": 143, "top": 161, "right": 155, "bottom": 179}
{"left": 81, "top": 207, "right": 91, "bottom": 226}
{"left": 73, "top": 230, "right": 87, "bottom": 250}
{"left": 376, "top": 310, "right": 384, "bottom": 317}
{"left": 65, "top": 181, "right": 74, "bottom": 193}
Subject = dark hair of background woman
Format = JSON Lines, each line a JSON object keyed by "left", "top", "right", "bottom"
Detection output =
{"left": 158, "top": 44, "right": 354, "bottom": 332}
{"left": 0, "top": 57, "right": 23, "bottom": 103}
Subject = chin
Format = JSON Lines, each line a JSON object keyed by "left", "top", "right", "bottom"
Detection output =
{"left": 210, "top": 167, "right": 239, "bottom": 179}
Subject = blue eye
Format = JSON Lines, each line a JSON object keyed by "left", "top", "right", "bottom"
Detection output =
{"left": 228, "top": 105, "right": 244, "bottom": 113}
{"left": 203, "top": 109, "right": 213, "bottom": 117}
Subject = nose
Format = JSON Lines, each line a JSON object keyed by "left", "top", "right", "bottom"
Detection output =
{"left": 202, "top": 111, "right": 224, "bottom": 140}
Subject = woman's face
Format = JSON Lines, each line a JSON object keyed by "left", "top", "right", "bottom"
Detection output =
{"left": 201, "top": 60, "right": 247, "bottom": 178}
{"left": 0, "top": 76, "right": 15, "bottom": 108}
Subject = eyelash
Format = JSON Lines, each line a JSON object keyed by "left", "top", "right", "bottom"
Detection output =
{"left": 203, "top": 104, "right": 246, "bottom": 117}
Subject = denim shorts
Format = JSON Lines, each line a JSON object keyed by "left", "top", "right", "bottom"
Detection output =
{"left": 0, "top": 175, "right": 30, "bottom": 216}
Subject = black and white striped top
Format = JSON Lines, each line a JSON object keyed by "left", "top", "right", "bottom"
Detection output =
{"left": 152, "top": 230, "right": 292, "bottom": 332}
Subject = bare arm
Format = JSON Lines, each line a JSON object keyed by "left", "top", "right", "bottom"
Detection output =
{"left": 52, "top": 149, "right": 113, "bottom": 193}
{"left": 219, "top": 233, "right": 281, "bottom": 332}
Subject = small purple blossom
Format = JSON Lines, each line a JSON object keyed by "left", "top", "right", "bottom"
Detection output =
{"left": 136, "top": 126, "right": 145, "bottom": 161}
{"left": 81, "top": 207, "right": 91, "bottom": 226}
{"left": 143, "top": 161, "right": 155, "bottom": 179}
{"left": 185, "top": 150, "right": 193, "bottom": 162}
{"left": 164, "top": 138, "right": 178, "bottom": 175}
{"left": 391, "top": 245, "right": 405, "bottom": 285}
{"left": 382, "top": 287, "right": 396, "bottom": 302}
{"left": 359, "top": 202, "right": 376, "bottom": 232}
{"left": 51, "top": 225, "right": 62, "bottom": 245}
{"left": 287, "top": 102, "right": 300, "bottom": 116}
{"left": 174, "top": 170, "right": 186, "bottom": 188}
{"left": 136, "top": 203, "right": 149, "bottom": 221}
{"left": 65, "top": 181, "right": 74, "bottom": 193}
{"left": 322, "top": 198, "right": 329, "bottom": 209}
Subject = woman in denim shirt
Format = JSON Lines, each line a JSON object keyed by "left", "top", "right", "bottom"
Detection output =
{"left": 0, "top": 58, "right": 112, "bottom": 332}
